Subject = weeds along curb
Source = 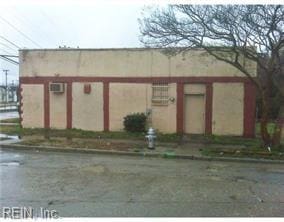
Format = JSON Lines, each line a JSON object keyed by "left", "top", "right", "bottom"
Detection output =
{"left": 0, "top": 144, "right": 161, "bottom": 158}
{"left": 1, "top": 144, "right": 284, "bottom": 164}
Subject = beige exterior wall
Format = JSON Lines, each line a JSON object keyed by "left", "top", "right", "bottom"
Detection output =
{"left": 184, "top": 84, "right": 206, "bottom": 95}
{"left": 19, "top": 49, "right": 256, "bottom": 78}
{"left": 49, "top": 86, "right": 66, "bottom": 129}
{"left": 109, "top": 83, "right": 176, "bottom": 133}
{"left": 22, "top": 84, "right": 44, "bottom": 128}
{"left": 151, "top": 83, "right": 177, "bottom": 133}
{"left": 212, "top": 83, "right": 244, "bottom": 135}
{"left": 19, "top": 48, "right": 256, "bottom": 135}
{"left": 72, "top": 82, "right": 104, "bottom": 131}
{"left": 109, "top": 83, "right": 150, "bottom": 131}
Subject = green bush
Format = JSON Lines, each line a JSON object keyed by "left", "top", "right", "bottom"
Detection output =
{"left": 123, "top": 113, "right": 147, "bottom": 132}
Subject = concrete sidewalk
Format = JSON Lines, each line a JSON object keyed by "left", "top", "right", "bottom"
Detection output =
{"left": 1, "top": 138, "right": 284, "bottom": 164}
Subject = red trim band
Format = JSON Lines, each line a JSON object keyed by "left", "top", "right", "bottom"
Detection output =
{"left": 103, "top": 82, "right": 109, "bottom": 131}
{"left": 66, "top": 82, "right": 72, "bottom": 129}
{"left": 205, "top": 83, "right": 213, "bottom": 135}
{"left": 176, "top": 83, "right": 184, "bottom": 134}
{"left": 44, "top": 82, "right": 50, "bottom": 128}
{"left": 18, "top": 82, "right": 23, "bottom": 127}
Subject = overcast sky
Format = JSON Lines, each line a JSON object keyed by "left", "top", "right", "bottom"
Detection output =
{"left": 0, "top": 1, "right": 148, "bottom": 85}
{"left": 0, "top": 0, "right": 280, "bottom": 85}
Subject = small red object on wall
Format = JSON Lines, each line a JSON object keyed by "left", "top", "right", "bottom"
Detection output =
{"left": 84, "top": 84, "right": 91, "bottom": 94}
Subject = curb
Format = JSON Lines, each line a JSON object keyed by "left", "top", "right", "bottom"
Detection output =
{"left": 0, "top": 144, "right": 161, "bottom": 158}
{"left": 1, "top": 144, "right": 284, "bottom": 164}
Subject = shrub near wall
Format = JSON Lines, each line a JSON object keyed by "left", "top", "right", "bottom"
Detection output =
{"left": 123, "top": 113, "right": 147, "bottom": 133}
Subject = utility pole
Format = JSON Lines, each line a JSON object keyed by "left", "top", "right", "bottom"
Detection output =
{"left": 3, "top": 69, "right": 9, "bottom": 110}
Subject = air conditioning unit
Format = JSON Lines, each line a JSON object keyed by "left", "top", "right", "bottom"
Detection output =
{"left": 49, "top": 83, "right": 65, "bottom": 93}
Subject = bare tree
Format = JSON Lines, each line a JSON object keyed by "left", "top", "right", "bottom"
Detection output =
{"left": 140, "top": 5, "right": 284, "bottom": 148}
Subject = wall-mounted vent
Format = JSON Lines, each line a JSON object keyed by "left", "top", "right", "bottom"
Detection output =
{"left": 49, "top": 83, "right": 65, "bottom": 93}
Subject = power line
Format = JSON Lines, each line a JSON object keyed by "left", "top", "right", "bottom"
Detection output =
{"left": 0, "top": 55, "right": 18, "bottom": 58}
{"left": 0, "top": 42, "right": 18, "bottom": 52}
{"left": 0, "top": 15, "right": 42, "bottom": 48}
{"left": 0, "top": 48, "right": 15, "bottom": 55}
{"left": 12, "top": 6, "right": 58, "bottom": 45}
{"left": 0, "top": 55, "right": 19, "bottom": 65}
{"left": 39, "top": 9, "right": 67, "bottom": 44}
{"left": 0, "top": 36, "right": 20, "bottom": 49}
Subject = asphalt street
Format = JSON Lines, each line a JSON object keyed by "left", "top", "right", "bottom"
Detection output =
{"left": 0, "top": 148, "right": 284, "bottom": 217}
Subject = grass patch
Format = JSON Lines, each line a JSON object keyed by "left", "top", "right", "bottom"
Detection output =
{"left": 0, "top": 125, "right": 180, "bottom": 143}
{"left": 255, "top": 122, "right": 277, "bottom": 136}
{"left": 0, "top": 118, "right": 19, "bottom": 123}
{"left": 0, "top": 122, "right": 280, "bottom": 147}
{"left": 20, "top": 138, "right": 144, "bottom": 152}
{"left": 0, "top": 125, "right": 22, "bottom": 135}
{"left": 188, "top": 134, "right": 261, "bottom": 148}
{"left": 201, "top": 145, "right": 284, "bottom": 160}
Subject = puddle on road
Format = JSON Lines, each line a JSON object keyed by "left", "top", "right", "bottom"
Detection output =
{"left": 263, "top": 169, "right": 284, "bottom": 174}
{"left": 0, "top": 133, "right": 20, "bottom": 140}
{"left": 81, "top": 165, "right": 106, "bottom": 174}
{"left": 199, "top": 175, "right": 222, "bottom": 181}
{"left": 0, "top": 161, "right": 21, "bottom": 166}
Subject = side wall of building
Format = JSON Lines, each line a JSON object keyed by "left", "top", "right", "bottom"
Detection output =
{"left": 21, "top": 84, "right": 44, "bottom": 128}
{"left": 19, "top": 49, "right": 257, "bottom": 137}
{"left": 109, "top": 83, "right": 150, "bottom": 131}
{"left": 72, "top": 82, "right": 104, "bottom": 131}
{"left": 212, "top": 83, "right": 244, "bottom": 135}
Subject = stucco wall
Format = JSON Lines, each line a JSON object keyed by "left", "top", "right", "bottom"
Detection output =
{"left": 184, "top": 84, "right": 206, "bottom": 95}
{"left": 151, "top": 83, "right": 177, "bottom": 133}
{"left": 72, "top": 82, "right": 104, "bottom": 131}
{"left": 19, "top": 49, "right": 256, "bottom": 78}
{"left": 212, "top": 83, "right": 244, "bottom": 135}
{"left": 109, "top": 83, "right": 150, "bottom": 131}
{"left": 109, "top": 83, "right": 176, "bottom": 133}
{"left": 49, "top": 86, "right": 66, "bottom": 129}
{"left": 19, "top": 48, "right": 255, "bottom": 135}
{"left": 22, "top": 84, "right": 44, "bottom": 128}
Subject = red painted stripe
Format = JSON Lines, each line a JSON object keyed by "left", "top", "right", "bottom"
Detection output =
{"left": 18, "top": 82, "right": 23, "bottom": 127}
{"left": 205, "top": 83, "right": 213, "bottom": 135}
{"left": 20, "top": 76, "right": 253, "bottom": 84}
{"left": 66, "top": 82, "right": 72, "bottom": 129}
{"left": 176, "top": 83, "right": 184, "bottom": 134}
{"left": 103, "top": 82, "right": 109, "bottom": 131}
{"left": 243, "top": 82, "right": 256, "bottom": 138}
{"left": 44, "top": 82, "right": 50, "bottom": 128}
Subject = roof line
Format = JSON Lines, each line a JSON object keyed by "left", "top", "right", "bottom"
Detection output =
{"left": 19, "top": 47, "right": 205, "bottom": 52}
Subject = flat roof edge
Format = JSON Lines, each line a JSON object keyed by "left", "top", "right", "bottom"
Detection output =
{"left": 18, "top": 47, "right": 203, "bottom": 52}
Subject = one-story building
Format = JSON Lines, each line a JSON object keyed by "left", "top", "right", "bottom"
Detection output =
{"left": 19, "top": 48, "right": 257, "bottom": 137}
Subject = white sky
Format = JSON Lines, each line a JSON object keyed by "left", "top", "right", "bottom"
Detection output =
{"left": 0, "top": 1, "right": 147, "bottom": 85}
{"left": 0, "top": 0, "right": 282, "bottom": 85}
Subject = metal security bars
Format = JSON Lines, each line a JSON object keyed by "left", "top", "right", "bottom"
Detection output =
{"left": 152, "top": 83, "right": 169, "bottom": 106}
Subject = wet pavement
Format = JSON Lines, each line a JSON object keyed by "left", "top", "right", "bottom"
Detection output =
{"left": 0, "top": 148, "right": 284, "bottom": 217}
{"left": 0, "top": 111, "right": 19, "bottom": 120}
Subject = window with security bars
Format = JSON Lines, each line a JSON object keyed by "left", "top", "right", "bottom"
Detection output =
{"left": 152, "top": 83, "right": 169, "bottom": 106}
